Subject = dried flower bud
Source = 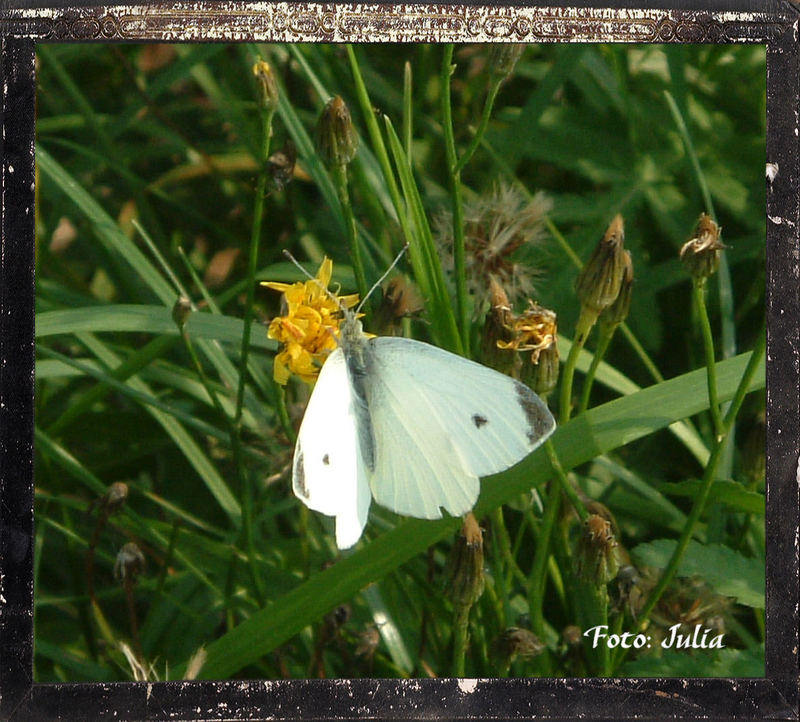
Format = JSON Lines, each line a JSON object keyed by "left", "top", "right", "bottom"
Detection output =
{"left": 599, "top": 250, "right": 633, "bottom": 329}
{"left": 612, "top": 564, "right": 647, "bottom": 618}
{"left": 268, "top": 139, "right": 297, "bottom": 191}
{"left": 105, "top": 482, "right": 129, "bottom": 513}
{"left": 522, "top": 339, "right": 560, "bottom": 398}
{"left": 315, "top": 95, "right": 358, "bottom": 168}
{"left": 172, "top": 295, "right": 192, "bottom": 330}
{"left": 355, "top": 624, "right": 381, "bottom": 659}
{"left": 324, "top": 603, "right": 351, "bottom": 633}
{"left": 114, "top": 542, "right": 145, "bottom": 584}
{"left": 490, "top": 627, "right": 544, "bottom": 667}
{"left": 576, "top": 214, "right": 627, "bottom": 316}
{"left": 374, "top": 276, "right": 424, "bottom": 336}
{"left": 445, "top": 513, "right": 485, "bottom": 609}
{"left": 252, "top": 60, "right": 279, "bottom": 112}
{"left": 90, "top": 481, "right": 129, "bottom": 517}
{"left": 496, "top": 301, "right": 557, "bottom": 364}
{"left": 575, "top": 514, "right": 621, "bottom": 586}
{"left": 679, "top": 213, "right": 725, "bottom": 282}
{"left": 480, "top": 278, "right": 518, "bottom": 375}
{"left": 487, "top": 44, "right": 526, "bottom": 83}
{"left": 562, "top": 624, "right": 582, "bottom": 648}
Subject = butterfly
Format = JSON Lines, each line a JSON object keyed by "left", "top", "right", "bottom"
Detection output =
{"left": 291, "top": 285, "right": 556, "bottom": 549}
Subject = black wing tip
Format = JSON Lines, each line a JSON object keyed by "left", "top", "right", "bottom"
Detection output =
{"left": 514, "top": 381, "right": 556, "bottom": 446}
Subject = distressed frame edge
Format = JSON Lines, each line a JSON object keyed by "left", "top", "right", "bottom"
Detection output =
{"left": 0, "top": 1, "right": 797, "bottom": 719}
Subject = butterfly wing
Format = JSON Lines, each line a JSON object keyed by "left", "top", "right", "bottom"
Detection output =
{"left": 292, "top": 348, "right": 372, "bottom": 549}
{"left": 365, "top": 337, "right": 555, "bottom": 519}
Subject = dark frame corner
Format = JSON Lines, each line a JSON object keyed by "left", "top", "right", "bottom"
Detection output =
{"left": 1, "top": 2, "right": 798, "bottom": 719}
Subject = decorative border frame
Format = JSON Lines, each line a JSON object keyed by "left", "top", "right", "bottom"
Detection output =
{"left": 0, "top": 2, "right": 796, "bottom": 43}
{"left": 2, "top": 1, "right": 799, "bottom": 719}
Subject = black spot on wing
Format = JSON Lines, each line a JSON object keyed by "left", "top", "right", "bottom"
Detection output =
{"left": 323, "top": 453, "right": 330, "bottom": 465}
{"left": 295, "top": 450, "right": 308, "bottom": 498}
{"left": 514, "top": 381, "right": 555, "bottom": 445}
{"left": 472, "top": 414, "right": 488, "bottom": 428}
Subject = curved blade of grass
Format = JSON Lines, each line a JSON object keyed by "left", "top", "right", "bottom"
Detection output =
{"left": 384, "top": 116, "right": 461, "bottom": 354}
{"left": 36, "top": 305, "right": 276, "bottom": 350}
{"left": 184, "top": 350, "right": 763, "bottom": 679}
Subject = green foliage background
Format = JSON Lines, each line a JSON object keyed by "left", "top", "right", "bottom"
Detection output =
{"left": 35, "top": 42, "right": 765, "bottom": 681}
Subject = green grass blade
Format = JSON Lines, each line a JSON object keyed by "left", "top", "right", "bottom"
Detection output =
{"left": 384, "top": 116, "right": 461, "bottom": 353}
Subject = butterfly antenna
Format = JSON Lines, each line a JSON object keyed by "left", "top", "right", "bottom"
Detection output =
{"left": 281, "top": 248, "right": 345, "bottom": 307}
{"left": 356, "top": 243, "right": 409, "bottom": 313}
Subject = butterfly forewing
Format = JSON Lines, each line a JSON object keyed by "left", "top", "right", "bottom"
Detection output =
{"left": 364, "top": 337, "right": 555, "bottom": 519}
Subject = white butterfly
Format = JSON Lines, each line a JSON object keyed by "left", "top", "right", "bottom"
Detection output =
{"left": 292, "top": 305, "right": 556, "bottom": 549}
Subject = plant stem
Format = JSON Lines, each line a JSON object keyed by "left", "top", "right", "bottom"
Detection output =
{"left": 440, "top": 44, "right": 470, "bottom": 348}
{"left": 528, "top": 480, "right": 561, "bottom": 637}
{"left": 546, "top": 440, "right": 588, "bottom": 523}
{"left": 235, "top": 106, "right": 274, "bottom": 428}
{"left": 693, "top": 280, "right": 724, "bottom": 438}
{"left": 559, "top": 308, "right": 597, "bottom": 423}
{"left": 578, "top": 326, "right": 614, "bottom": 414}
{"left": 454, "top": 78, "right": 502, "bottom": 174}
{"left": 452, "top": 604, "right": 471, "bottom": 676}
{"left": 332, "top": 162, "right": 369, "bottom": 305}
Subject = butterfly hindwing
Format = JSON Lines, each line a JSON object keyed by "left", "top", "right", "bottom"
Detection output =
{"left": 364, "top": 337, "right": 555, "bottom": 519}
{"left": 292, "top": 348, "right": 371, "bottom": 548}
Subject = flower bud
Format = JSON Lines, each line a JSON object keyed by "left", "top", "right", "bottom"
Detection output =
{"left": 575, "top": 514, "right": 621, "bottom": 586}
{"left": 445, "top": 513, "right": 485, "bottom": 609}
{"left": 679, "top": 213, "right": 725, "bottom": 282}
{"left": 105, "top": 482, "right": 129, "bottom": 514}
{"left": 114, "top": 542, "right": 145, "bottom": 584}
{"left": 521, "top": 334, "right": 560, "bottom": 398}
{"left": 562, "top": 624, "right": 582, "bottom": 648}
{"left": 480, "top": 277, "right": 518, "bottom": 375}
{"left": 490, "top": 627, "right": 544, "bottom": 667}
{"left": 315, "top": 96, "right": 358, "bottom": 168}
{"left": 252, "top": 60, "right": 279, "bottom": 112}
{"left": 598, "top": 250, "right": 633, "bottom": 329}
{"left": 576, "top": 214, "right": 627, "bottom": 316}
{"left": 374, "top": 276, "right": 423, "bottom": 336}
{"left": 487, "top": 44, "right": 526, "bottom": 83}
{"left": 355, "top": 624, "right": 381, "bottom": 660}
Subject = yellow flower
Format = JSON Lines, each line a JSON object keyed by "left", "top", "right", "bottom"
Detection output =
{"left": 262, "top": 257, "right": 359, "bottom": 384}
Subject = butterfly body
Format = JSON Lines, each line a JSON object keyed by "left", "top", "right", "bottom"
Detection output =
{"left": 293, "top": 311, "right": 556, "bottom": 548}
